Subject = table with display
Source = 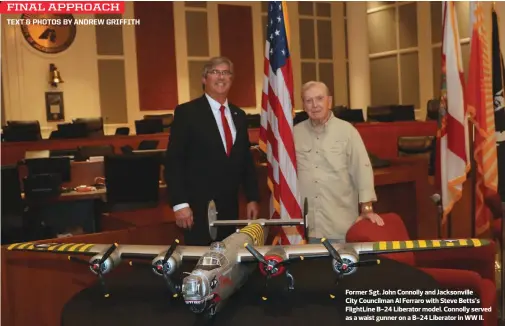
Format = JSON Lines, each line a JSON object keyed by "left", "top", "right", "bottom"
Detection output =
{"left": 60, "top": 256, "right": 483, "bottom": 326}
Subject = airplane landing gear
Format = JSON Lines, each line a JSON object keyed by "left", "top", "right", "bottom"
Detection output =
{"left": 285, "top": 270, "right": 295, "bottom": 291}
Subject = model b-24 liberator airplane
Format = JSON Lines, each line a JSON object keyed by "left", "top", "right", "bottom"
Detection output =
{"left": 6, "top": 200, "right": 491, "bottom": 318}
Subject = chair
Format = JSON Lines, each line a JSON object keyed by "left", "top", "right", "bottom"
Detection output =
{"left": 293, "top": 111, "right": 309, "bottom": 125}
{"left": 3, "top": 165, "right": 58, "bottom": 241}
{"left": 4, "top": 120, "right": 42, "bottom": 141}
{"left": 331, "top": 105, "right": 347, "bottom": 117}
{"left": 367, "top": 152, "right": 390, "bottom": 168}
{"left": 336, "top": 108, "right": 365, "bottom": 123}
{"left": 143, "top": 114, "right": 173, "bottom": 132}
{"left": 56, "top": 122, "right": 88, "bottom": 139}
{"left": 115, "top": 127, "right": 130, "bottom": 135}
{"left": 48, "top": 130, "right": 61, "bottom": 139}
{"left": 104, "top": 153, "right": 162, "bottom": 211}
{"left": 73, "top": 117, "right": 104, "bottom": 137}
{"left": 397, "top": 137, "right": 435, "bottom": 173}
{"left": 391, "top": 104, "right": 416, "bottom": 121}
{"left": 24, "top": 156, "right": 72, "bottom": 183}
{"left": 22, "top": 157, "right": 71, "bottom": 201}
{"left": 395, "top": 103, "right": 435, "bottom": 172}
{"left": 1, "top": 166, "right": 23, "bottom": 209}
{"left": 1, "top": 165, "right": 26, "bottom": 244}
{"left": 135, "top": 119, "right": 164, "bottom": 134}
{"left": 427, "top": 99, "right": 440, "bottom": 120}
{"left": 346, "top": 213, "right": 497, "bottom": 326}
{"left": 367, "top": 105, "right": 395, "bottom": 122}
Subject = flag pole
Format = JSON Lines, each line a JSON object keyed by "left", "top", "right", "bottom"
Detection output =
{"left": 447, "top": 212, "right": 452, "bottom": 238}
{"left": 436, "top": 194, "right": 442, "bottom": 239}
{"left": 469, "top": 122, "right": 476, "bottom": 238}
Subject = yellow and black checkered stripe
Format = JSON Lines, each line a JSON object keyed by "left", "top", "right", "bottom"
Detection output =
{"left": 7, "top": 242, "right": 96, "bottom": 253}
{"left": 372, "top": 239, "right": 488, "bottom": 252}
{"left": 239, "top": 224, "right": 265, "bottom": 246}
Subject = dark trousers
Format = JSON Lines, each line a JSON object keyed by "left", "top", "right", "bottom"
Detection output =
{"left": 183, "top": 225, "right": 235, "bottom": 246}
{"left": 182, "top": 198, "right": 237, "bottom": 246}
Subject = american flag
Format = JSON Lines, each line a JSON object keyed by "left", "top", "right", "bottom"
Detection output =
{"left": 259, "top": 1, "right": 304, "bottom": 245}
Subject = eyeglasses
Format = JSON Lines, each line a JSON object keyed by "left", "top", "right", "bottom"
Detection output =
{"left": 207, "top": 69, "right": 233, "bottom": 77}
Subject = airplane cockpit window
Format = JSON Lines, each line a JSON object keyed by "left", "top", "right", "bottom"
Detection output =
{"left": 210, "top": 242, "right": 226, "bottom": 251}
{"left": 182, "top": 276, "right": 202, "bottom": 296}
{"left": 196, "top": 254, "right": 223, "bottom": 271}
{"left": 185, "top": 280, "right": 198, "bottom": 294}
{"left": 201, "top": 256, "right": 220, "bottom": 266}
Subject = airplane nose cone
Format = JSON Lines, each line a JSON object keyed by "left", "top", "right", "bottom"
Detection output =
{"left": 182, "top": 275, "right": 205, "bottom": 298}
{"left": 182, "top": 275, "right": 211, "bottom": 313}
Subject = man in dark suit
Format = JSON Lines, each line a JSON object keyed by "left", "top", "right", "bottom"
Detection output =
{"left": 164, "top": 57, "right": 260, "bottom": 245}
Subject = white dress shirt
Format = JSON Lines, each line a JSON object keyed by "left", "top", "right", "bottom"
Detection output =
{"left": 173, "top": 93, "right": 237, "bottom": 212}
{"left": 205, "top": 93, "right": 237, "bottom": 148}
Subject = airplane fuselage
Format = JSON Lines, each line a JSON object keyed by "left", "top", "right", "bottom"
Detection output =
{"left": 181, "top": 225, "right": 263, "bottom": 315}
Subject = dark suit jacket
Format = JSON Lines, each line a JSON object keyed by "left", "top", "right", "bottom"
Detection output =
{"left": 164, "top": 95, "right": 260, "bottom": 245}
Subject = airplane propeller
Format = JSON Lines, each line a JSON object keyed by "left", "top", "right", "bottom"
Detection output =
{"left": 321, "top": 238, "right": 380, "bottom": 272}
{"left": 320, "top": 238, "right": 343, "bottom": 264}
{"left": 320, "top": 238, "right": 380, "bottom": 298}
{"left": 244, "top": 242, "right": 303, "bottom": 301}
{"left": 68, "top": 243, "right": 118, "bottom": 298}
{"left": 129, "top": 239, "right": 182, "bottom": 298}
{"left": 157, "top": 239, "right": 181, "bottom": 297}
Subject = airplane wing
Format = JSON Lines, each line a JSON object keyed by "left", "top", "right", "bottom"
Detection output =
{"left": 210, "top": 218, "right": 304, "bottom": 227}
{"left": 7, "top": 238, "right": 490, "bottom": 261}
{"left": 235, "top": 238, "right": 490, "bottom": 262}
{"left": 5, "top": 241, "right": 207, "bottom": 260}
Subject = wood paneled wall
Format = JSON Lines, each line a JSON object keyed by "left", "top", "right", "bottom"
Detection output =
{"left": 218, "top": 4, "right": 257, "bottom": 108}
{"left": 134, "top": 2, "right": 179, "bottom": 111}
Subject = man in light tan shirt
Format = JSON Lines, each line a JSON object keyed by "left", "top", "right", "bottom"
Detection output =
{"left": 294, "top": 81, "right": 384, "bottom": 243}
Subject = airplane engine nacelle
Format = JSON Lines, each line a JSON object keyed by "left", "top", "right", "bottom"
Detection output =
{"left": 332, "top": 249, "right": 359, "bottom": 276}
{"left": 89, "top": 251, "right": 122, "bottom": 275}
{"left": 260, "top": 247, "right": 288, "bottom": 277}
{"left": 151, "top": 251, "right": 182, "bottom": 276}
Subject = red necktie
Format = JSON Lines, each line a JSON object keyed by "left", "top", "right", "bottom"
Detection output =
{"left": 220, "top": 105, "right": 233, "bottom": 156}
